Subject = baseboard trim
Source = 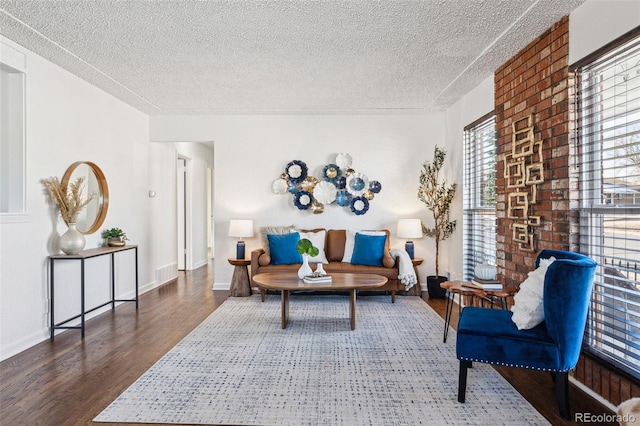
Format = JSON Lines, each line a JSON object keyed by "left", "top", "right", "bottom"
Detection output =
{"left": 192, "top": 258, "right": 208, "bottom": 269}
{"left": 0, "top": 329, "right": 48, "bottom": 362}
{"left": 212, "top": 282, "right": 231, "bottom": 291}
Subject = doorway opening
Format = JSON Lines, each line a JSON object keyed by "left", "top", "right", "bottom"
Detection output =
{"left": 177, "top": 156, "right": 189, "bottom": 270}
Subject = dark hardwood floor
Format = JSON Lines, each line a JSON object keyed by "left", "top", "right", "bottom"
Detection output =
{"left": 0, "top": 262, "right": 616, "bottom": 425}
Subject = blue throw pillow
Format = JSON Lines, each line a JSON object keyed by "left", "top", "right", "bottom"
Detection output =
{"left": 267, "top": 233, "right": 302, "bottom": 265}
{"left": 350, "top": 233, "right": 386, "bottom": 266}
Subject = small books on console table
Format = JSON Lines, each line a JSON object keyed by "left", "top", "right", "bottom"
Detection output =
{"left": 463, "top": 278, "right": 503, "bottom": 290}
{"left": 303, "top": 275, "right": 332, "bottom": 284}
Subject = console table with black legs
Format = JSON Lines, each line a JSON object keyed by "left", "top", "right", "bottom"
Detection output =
{"left": 49, "top": 245, "right": 139, "bottom": 339}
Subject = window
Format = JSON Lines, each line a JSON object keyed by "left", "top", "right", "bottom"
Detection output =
{"left": 575, "top": 34, "right": 640, "bottom": 377}
{"left": 463, "top": 113, "right": 497, "bottom": 280}
{"left": 1, "top": 39, "right": 27, "bottom": 219}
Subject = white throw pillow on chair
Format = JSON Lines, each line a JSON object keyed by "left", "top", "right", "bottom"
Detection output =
{"left": 510, "top": 257, "right": 556, "bottom": 330}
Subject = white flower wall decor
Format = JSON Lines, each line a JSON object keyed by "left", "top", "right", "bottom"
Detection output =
{"left": 271, "top": 153, "right": 382, "bottom": 215}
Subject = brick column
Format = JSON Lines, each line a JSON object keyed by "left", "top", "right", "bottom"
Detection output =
{"left": 494, "top": 16, "right": 575, "bottom": 287}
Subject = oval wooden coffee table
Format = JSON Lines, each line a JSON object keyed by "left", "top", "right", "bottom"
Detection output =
{"left": 252, "top": 272, "right": 388, "bottom": 330}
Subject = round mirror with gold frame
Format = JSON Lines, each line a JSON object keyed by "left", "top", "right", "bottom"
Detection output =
{"left": 61, "top": 161, "right": 109, "bottom": 235}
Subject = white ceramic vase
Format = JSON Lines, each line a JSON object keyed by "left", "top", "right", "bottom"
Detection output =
{"left": 298, "top": 254, "right": 313, "bottom": 279}
{"left": 475, "top": 262, "right": 497, "bottom": 280}
{"left": 315, "top": 263, "right": 327, "bottom": 276}
{"left": 59, "top": 223, "right": 85, "bottom": 255}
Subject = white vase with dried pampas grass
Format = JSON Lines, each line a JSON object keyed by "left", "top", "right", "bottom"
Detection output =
{"left": 43, "top": 176, "right": 95, "bottom": 255}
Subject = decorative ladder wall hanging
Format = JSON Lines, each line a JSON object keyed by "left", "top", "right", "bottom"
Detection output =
{"left": 505, "top": 114, "right": 543, "bottom": 251}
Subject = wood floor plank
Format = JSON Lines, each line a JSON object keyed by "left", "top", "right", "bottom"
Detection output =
{"left": 0, "top": 263, "right": 615, "bottom": 425}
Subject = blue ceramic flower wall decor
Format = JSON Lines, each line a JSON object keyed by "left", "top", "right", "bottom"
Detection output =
{"left": 271, "top": 153, "right": 382, "bottom": 215}
{"left": 350, "top": 196, "right": 369, "bottom": 215}
{"left": 335, "top": 190, "right": 352, "bottom": 207}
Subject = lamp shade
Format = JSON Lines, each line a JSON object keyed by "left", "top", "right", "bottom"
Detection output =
{"left": 228, "top": 219, "right": 254, "bottom": 239}
{"left": 397, "top": 219, "right": 423, "bottom": 239}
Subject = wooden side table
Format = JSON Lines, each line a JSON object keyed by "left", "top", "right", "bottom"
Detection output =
{"left": 404, "top": 257, "right": 423, "bottom": 296}
{"left": 228, "top": 258, "right": 251, "bottom": 297}
{"left": 440, "top": 280, "right": 518, "bottom": 343}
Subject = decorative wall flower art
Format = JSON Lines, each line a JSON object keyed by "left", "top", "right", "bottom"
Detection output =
{"left": 321, "top": 164, "right": 341, "bottom": 184}
{"left": 285, "top": 160, "right": 307, "bottom": 183}
{"left": 271, "top": 178, "right": 288, "bottom": 194}
{"left": 345, "top": 172, "right": 369, "bottom": 196}
{"left": 293, "top": 191, "right": 313, "bottom": 210}
{"left": 313, "top": 181, "right": 337, "bottom": 204}
{"left": 335, "top": 190, "right": 351, "bottom": 206}
{"left": 350, "top": 196, "right": 369, "bottom": 215}
{"left": 271, "top": 153, "right": 382, "bottom": 215}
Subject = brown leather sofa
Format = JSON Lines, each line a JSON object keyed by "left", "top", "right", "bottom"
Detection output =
{"left": 250, "top": 229, "right": 401, "bottom": 302}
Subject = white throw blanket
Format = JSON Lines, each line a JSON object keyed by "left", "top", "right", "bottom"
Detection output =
{"left": 390, "top": 248, "right": 417, "bottom": 290}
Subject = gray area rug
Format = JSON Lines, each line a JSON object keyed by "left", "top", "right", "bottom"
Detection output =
{"left": 95, "top": 295, "right": 549, "bottom": 425}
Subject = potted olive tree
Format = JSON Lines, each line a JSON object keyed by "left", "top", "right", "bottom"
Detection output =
{"left": 418, "top": 145, "right": 457, "bottom": 298}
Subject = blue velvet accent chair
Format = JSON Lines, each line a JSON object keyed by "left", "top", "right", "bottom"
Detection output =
{"left": 456, "top": 249, "right": 597, "bottom": 420}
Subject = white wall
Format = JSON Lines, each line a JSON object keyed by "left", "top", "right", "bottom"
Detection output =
{"left": 150, "top": 114, "right": 449, "bottom": 287}
{"left": 0, "top": 37, "right": 178, "bottom": 360}
{"left": 442, "top": 76, "right": 495, "bottom": 280}
{"left": 569, "top": 0, "right": 640, "bottom": 65}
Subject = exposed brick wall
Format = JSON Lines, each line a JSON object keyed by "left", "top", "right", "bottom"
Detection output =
{"left": 494, "top": 16, "right": 574, "bottom": 287}
{"left": 575, "top": 356, "right": 640, "bottom": 408}
{"left": 493, "top": 15, "right": 638, "bottom": 407}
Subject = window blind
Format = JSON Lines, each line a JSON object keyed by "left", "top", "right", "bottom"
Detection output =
{"left": 575, "top": 34, "right": 640, "bottom": 377}
{"left": 463, "top": 114, "right": 497, "bottom": 281}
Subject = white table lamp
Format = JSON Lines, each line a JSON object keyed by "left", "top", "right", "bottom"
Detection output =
{"left": 397, "top": 219, "right": 423, "bottom": 259}
{"left": 228, "top": 219, "right": 254, "bottom": 259}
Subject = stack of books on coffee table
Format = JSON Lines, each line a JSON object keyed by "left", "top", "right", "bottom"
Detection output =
{"left": 463, "top": 277, "right": 502, "bottom": 290}
{"left": 303, "top": 274, "right": 332, "bottom": 284}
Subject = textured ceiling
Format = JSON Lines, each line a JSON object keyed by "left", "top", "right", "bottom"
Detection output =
{"left": 0, "top": 0, "right": 585, "bottom": 115}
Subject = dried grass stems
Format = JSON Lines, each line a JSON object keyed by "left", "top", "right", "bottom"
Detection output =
{"left": 42, "top": 176, "right": 95, "bottom": 224}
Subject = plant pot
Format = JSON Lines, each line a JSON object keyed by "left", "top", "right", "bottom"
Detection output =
{"left": 107, "top": 237, "right": 126, "bottom": 247}
{"left": 427, "top": 275, "right": 448, "bottom": 299}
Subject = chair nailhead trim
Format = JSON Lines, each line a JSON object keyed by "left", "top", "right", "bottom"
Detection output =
{"left": 458, "top": 357, "right": 569, "bottom": 372}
